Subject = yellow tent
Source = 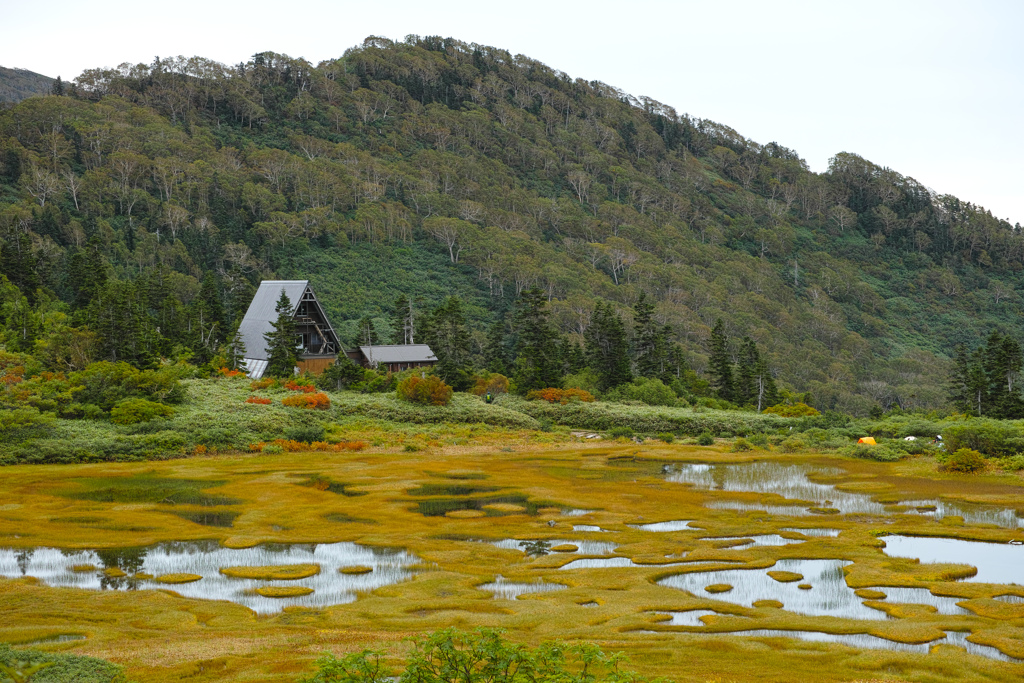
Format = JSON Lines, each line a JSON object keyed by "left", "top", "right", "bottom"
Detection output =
{"left": 857, "top": 437, "right": 877, "bottom": 445}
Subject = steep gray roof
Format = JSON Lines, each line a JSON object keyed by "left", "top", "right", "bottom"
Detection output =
{"left": 359, "top": 344, "right": 437, "bottom": 364}
{"left": 238, "top": 280, "right": 308, "bottom": 361}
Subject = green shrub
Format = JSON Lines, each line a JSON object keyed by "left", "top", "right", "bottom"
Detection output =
{"left": 748, "top": 433, "right": 770, "bottom": 448}
{"left": 608, "top": 426, "right": 634, "bottom": 439}
{"left": 697, "top": 432, "right": 714, "bottom": 446}
{"left": 763, "top": 402, "right": 820, "bottom": 417}
{"left": 732, "top": 437, "right": 752, "bottom": 452}
{"left": 304, "top": 628, "right": 655, "bottom": 683}
{"left": 940, "top": 448, "right": 986, "bottom": 473}
{"left": 943, "top": 421, "right": 1024, "bottom": 457}
{"left": 110, "top": 398, "right": 174, "bottom": 425}
{"left": 657, "top": 432, "right": 675, "bottom": 443}
{"left": 536, "top": 417, "right": 554, "bottom": 432}
{"left": 779, "top": 437, "right": 806, "bottom": 453}
{"left": 70, "top": 361, "right": 185, "bottom": 411}
{"left": 561, "top": 368, "right": 600, "bottom": 395}
{"left": 605, "top": 378, "right": 678, "bottom": 407}
{"left": 0, "top": 643, "right": 127, "bottom": 683}
{"left": 285, "top": 424, "right": 326, "bottom": 444}
{"left": 263, "top": 444, "right": 284, "bottom": 454}
{"left": 844, "top": 443, "right": 905, "bottom": 462}
{"left": 1001, "top": 454, "right": 1024, "bottom": 471}
{"left": 397, "top": 375, "right": 454, "bottom": 406}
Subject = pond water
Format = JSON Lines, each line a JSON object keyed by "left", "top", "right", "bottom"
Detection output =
{"left": 705, "top": 629, "right": 1018, "bottom": 662}
{"left": 781, "top": 528, "right": 841, "bottom": 537}
{"left": 655, "top": 609, "right": 746, "bottom": 626}
{"left": 630, "top": 520, "right": 695, "bottom": 532}
{"left": 665, "top": 463, "right": 1024, "bottom": 527}
{"left": 880, "top": 535, "right": 1024, "bottom": 585}
{"left": 478, "top": 575, "right": 566, "bottom": 599}
{"left": 572, "top": 525, "right": 609, "bottom": 532}
{"left": 491, "top": 539, "right": 618, "bottom": 555}
{"left": 658, "top": 559, "right": 972, "bottom": 619}
{"left": 0, "top": 541, "right": 418, "bottom": 614}
{"left": 700, "top": 535, "right": 805, "bottom": 548}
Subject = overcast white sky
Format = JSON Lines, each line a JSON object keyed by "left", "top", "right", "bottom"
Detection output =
{"left": 3, "top": 0, "right": 1022, "bottom": 224}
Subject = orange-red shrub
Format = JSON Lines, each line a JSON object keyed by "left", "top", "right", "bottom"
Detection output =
{"left": 397, "top": 375, "right": 453, "bottom": 406}
{"left": 526, "top": 387, "right": 595, "bottom": 404}
{"left": 245, "top": 396, "right": 272, "bottom": 405}
{"left": 282, "top": 392, "right": 331, "bottom": 410}
{"left": 217, "top": 367, "right": 246, "bottom": 378}
{"left": 470, "top": 373, "right": 510, "bottom": 396}
{"left": 284, "top": 379, "right": 317, "bottom": 393}
{"left": 250, "top": 378, "right": 276, "bottom": 391}
{"left": 249, "top": 439, "right": 367, "bottom": 453}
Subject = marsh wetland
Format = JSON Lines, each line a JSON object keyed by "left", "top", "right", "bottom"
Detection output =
{"left": 2, "top": 440, "right": 1024, "bottom": 682}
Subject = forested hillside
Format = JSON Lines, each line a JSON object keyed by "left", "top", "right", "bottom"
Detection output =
{"left": 0, "top": 66, "right": 55, "bottom": 103}
{"left": 1, "top": 36, "right": 1022, "bottom": 415}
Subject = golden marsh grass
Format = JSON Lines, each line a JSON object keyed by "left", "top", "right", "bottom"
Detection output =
{"left": 1, "top": 440, "right": 1023, "bottom": 681}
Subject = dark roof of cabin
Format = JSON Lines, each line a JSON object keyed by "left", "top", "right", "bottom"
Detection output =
{"left": 358, "top": 344, "right": 437, "bottom": 364}
{"left": 238, "top": 280, "right": 309, "bottom": 361}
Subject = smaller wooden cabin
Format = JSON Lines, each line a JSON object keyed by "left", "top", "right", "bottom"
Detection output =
{"left": 347, "top": 344, "right": 438, "bottom": 373}
{"left": 238, "top": 280, "right": 342, "bottom": 378}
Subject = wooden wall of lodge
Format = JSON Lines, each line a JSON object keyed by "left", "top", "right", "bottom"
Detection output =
{"left": 296, "top": 357, "right": 336, "bottom": 375}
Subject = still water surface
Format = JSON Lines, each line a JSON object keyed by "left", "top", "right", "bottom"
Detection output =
{"left": 0, "top": 541, "right": 417, "bottom": 613}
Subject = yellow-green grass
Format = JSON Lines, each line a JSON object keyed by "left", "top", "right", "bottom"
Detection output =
{"left": 219, "top": 564, "right": 320, "bottom": 580}
{"left": 339, "top": 566, "right": 373, "bottom": 575}
{"left": 254, "top": 586, "right": 314, "bottom": 598}
{"left": 154, "top": 573, "right": 202, "bottom": 584}
{"left": 1, "top": 442, "right": 1023, "bottom": 682}
{"left": 767, "top": 571, "right": 803, "bottom": 583}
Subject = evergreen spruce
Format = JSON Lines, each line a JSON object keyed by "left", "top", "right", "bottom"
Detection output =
{"left": 484, "top": 318, "right": 510, "bottom": 375}
{"left": 264, "top": 288, "right": 299, "bottom": 378}
{"left": 511, "top": 288, "right": 562, "bottom": 392}
{"left": 227, "top": 326, "right": 246, "bottom": 370}
{"left": 585, "top": 302, "right": 632, "bottom": 391}
{"left": 391, "top": 294, "right": 415, "bottom": 344}
{"left": 423, "top": 296, "right": 472, "bottom": 388}
{"left": 632, "top": 292, "right": 665, "bottom": 378}
{"left": 708, "top": 318, "right": 734, "bottom": 402}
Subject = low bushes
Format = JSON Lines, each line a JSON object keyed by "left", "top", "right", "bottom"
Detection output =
{"left": 282, "top": 392, "right": 331, "bottom": 410}
{"left": 397, "top": 375, "right": 453, "bottom": 406}
{"left": 245, "top": 396, "right": 272, "bottom": 405}
{"left": 0, "top": 642, "right": 127, "bottom": 683}
{"left": 603, "top": 377, "right": 679, "bottom": 407}
{"left": 525, "top": 387, "right": 595, "bottom": 404}
{"left": 110, "top": 398, "right": 174, "bottom": 425}
{"left": 939, "top": 448, "right": 987, "bottom": 473}
{"left": 763, "top": 402, "right": 820, "bottom": 417}
{"left": 943, "top": 420, "right": 1024, "bottom": 457}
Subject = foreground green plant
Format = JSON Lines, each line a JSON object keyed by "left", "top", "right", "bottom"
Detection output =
{"left": 304, "top": 628, "right": 663, "bottom": 683}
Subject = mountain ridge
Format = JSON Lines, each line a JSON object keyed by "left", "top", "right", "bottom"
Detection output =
{"left": 0, "top": 36, "right": 1020, "bottom": 415}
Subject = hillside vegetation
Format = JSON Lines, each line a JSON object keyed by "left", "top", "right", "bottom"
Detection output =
{"left": 0, "top": 66, "right": 54, "bottom": 103}
{"left": 1, "top": 36, "right": 1022, "bottom": 415}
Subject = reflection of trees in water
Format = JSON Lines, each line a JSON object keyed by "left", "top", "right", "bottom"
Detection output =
{"left": 96, "top": 546, "right": 147, "bottom": 589}
{"left": 15, "top": 549, "right": 33, "bottom": 575}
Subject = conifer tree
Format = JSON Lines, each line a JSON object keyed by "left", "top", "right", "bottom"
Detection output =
{"left": 512, "top": 288, "right": 561, "bottom": 392}
{"left": 632, "top": 291, "right": 666, "bottom": 378}
{"left": 708, "top": 318, "right": 734, "bottom": 402}
{"left": 264, "top": 288, "right": 299, "bottom": 378}
{"left": 585, "top": 302, "right": 632, "bottom": 391}
{"left": 391, "top": 294, "right": 415, "bottom": 344}
{"left": 227, "top": 326, "right": 246, "bottom": 370}
{"left": 423, "top": 296, "right": 472, "bottom": 387}
{"left": 484, "top": 319, "right": 510, "bottom": 375}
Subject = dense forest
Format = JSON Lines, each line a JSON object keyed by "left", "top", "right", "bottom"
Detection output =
{"left": 2, "top": 35, "right": 1023, "bottom": 416}
{"left": 0, "top": 66, "right": 54, "bottom": 103}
